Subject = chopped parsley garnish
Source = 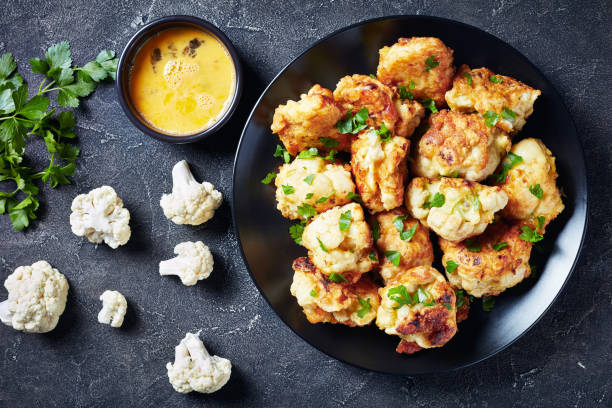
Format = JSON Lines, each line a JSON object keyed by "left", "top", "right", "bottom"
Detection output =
{"left": 297, "top": 203, "right": 317, "bottom": 219}
{"left": 369, "top": 251, "right": 378, "bottom": 262}
{"left": 417, "top": 287, "right": 435, "bottom": 306}
{"left": 421, "top": 98, "right": 438, "bottom": 113}
{"left": 273, "top": 144, "right": 291, "bottom": 163}
{"left": 371, "top": 219, "right": 381, "bottom": 241}
{"left": 336, "top": 108, "right": 369, "bottom": 134}
{"left": 501, "top": 107, "right": 517, "bottom": 121}
{"left": 398, "top": 84, "right": 414, "bottom": 100}
{"left": 356, "top": 297, "right": 372, "bottom": 318}
{"left": 489, "top": 75, "right": 503, "bottom": 83}
{"left": 322, "top": 149, "right": 337, "bottom": 161}
{"left": 315, "top": 193, "right": 331, "bottom": 203}
{"left": 482, "top": 296, "right": 496, "bottom": 311}
{"left": 376, "top": 123, "right": 391, "bottom": 142}
{"left": 303, "top": 174, "right": 315, "bottom": 185}
{"left": 492, "top": 242, "right": 508, "bottom": 251}
{"left": 328, "top": 272, "right": 347, "bottom": 283}
{"left": 261, "top": 172, "right": 276, "bottom": 184}
{"left": 455, "top": 289, "right": 466, "bottom": 309}
{"left": 464, "top": 239, "right": 481, "bottom": 252}
{"left": 520, "top": 225, "right": 544, "bottom": 242}
{"left": 317, "top": 237, "right": 329, "bottom": 253}
{"left": 537, "top": 216, "right": 546, "bottom": 230}
{"left": 442, "top": 302, "right": 453, "bottom": 310}
{"left": 281, "top": 184, "right": 294, "bottom": 195}
{"left": 424, "top": 55, "right": 439, "bottom": 72}
{"left": 445, "top": 171, "right": 460, "bottom": 178}
{"left": 310, "top": 290, "right": 318, "bottom": 297}
{"left": 320, "top": 137, "right": 339, "bottom": 148}
{"left": 387, "top": 285, "right": 413, "bottom": 309}
{"left": 305, "top": 193, "right": 314, "bottom": 200}
{"left": 446, "top": 260, "right": 458, "bottom": 274}
{"left": 347, "top": 191, "right": 363, "bottom": 204}
{"left": 529, "top": 184, "right": 543, "bottom": 200}
{"left": 400, "top": 224, "right": 417, "bottom": 242}
{"left": 289, "top": 221, "right": 306, "bottom": 245}
{"left": 483, "top": 110, "right": 500, "bottom": 127}
{"left": 492, "top": 152, "right": 524, "bottom": 183}
{"left": 409, "top": 80, "right": 416, "bottom": 90}
{"left": 464, "top": 71, "right": 472, "bottom": 85}
{"left": 339, "top": 210, "right": 352, "bottom": 231}
{"left": 369, "top": 73, "right": 376, "bottom": 79}
{"left": 423, "top": 192, "right": 445, "bottom": 208}
{"left": 385, "top": 250, "right": 401, "bottom": 267}
{"left": 296, "top": 147, "right": 319, "bottom": 159}
{"left": 392, "top": 215, "right": 407, "bottom": 232}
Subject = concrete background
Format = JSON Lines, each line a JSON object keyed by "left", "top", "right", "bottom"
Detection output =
{"left": 0, "top": 0, "right": 610, "bottom": 406}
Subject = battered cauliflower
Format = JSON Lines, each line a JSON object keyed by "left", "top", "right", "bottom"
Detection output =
{"left": 159, "top": 241, "right": 214, "bottom": 286}
{"left": 275, "top": 157, "right": 355, "bottom": 220}
{"left": 351, "top": 129, "right": 409, "bottom": 213}
{"left": 271, "top": 84, "right": 350, "bottom": 155}
{"left": 289, "top": 257, "right": 380, "bottom": 326}
{"left": 167, "top": 331, "right": 231, "bottom": 394}
{"left": 439, "top": 219, "right": 533, "bottom": 297}
{"left": 406, "top": 177, "right": 508, "bottom": 242}
{"left": 376, "top": 266, "right": 457, "bottom": 355}
{"left": 97, "top": 290, "right": 127, "bottom": 328}
{"left": 302, "top": 203, "right": 377, "bottom": 282}
{"left": 70, "top": 185, "right": 131, "bottom": 249}
{"left": 412, "top": 110, "right": 511, "bottom": 181}
{"left": 445, "top": 65, "right": 541, "bottom": 133}
{"left": 0, "top": 261, "right": 69, "bottom": 333}
{"left": 160, "top": 160, "right": 222, "bottom": 226}
{"left": 376, "top": 37, "right": 455, "bottom": 107}
{"left": 374, "top": 209, "right": 434, "bottom": 284}
{"left": 394, "top": 98, "right": 426, "bottom": 138}
{"left": 498, "top": 138, "right": 564, "bottom": 227}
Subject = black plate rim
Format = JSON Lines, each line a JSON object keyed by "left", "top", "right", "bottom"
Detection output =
{"left": 231, "top": 14, "right": 589, "bottom": 375}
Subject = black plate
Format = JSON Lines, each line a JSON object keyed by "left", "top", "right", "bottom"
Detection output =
{"left": 232, "top": 16, "right": 588, "bottom": 375}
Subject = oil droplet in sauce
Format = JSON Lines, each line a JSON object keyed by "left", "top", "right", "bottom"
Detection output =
{"left": 128, "top": 27, "right": 236, "bottom": 136}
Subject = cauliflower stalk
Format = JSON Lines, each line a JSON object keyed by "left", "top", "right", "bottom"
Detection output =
{"left": 159, "top": 241, "right": 214, "bottom": 286}
{"left": 70, "top": 186, "right": 131, "bottom": 249}
{"left": 97, "top": 290, "right": 127, "bottom": 328}
{"left": 160, "top": 160, "right": 222, "bottom": 226}
{"left": 167, "top": 331, "right": 231, "bottom": 394}
{"left": 0, "top": 261, "right": 69, "bottom": 333}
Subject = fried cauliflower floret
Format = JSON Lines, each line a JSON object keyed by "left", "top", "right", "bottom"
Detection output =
{"left": 377, "top": 37, "right": 455, "bottom": 107}
{"left": 406, "top": 177, "right": 508, "bottom": 242}
{"left": 445, "top": 65, "right": 541, "bottom": 133}
{"left": 394, "top": 98, "right": 426, "bottom": 138}
{"left": 275, "top": 157, "right": 355, "bottom": 220}
{"left": 440, "top": 219, "right": 533, "bottom": 297}
{"left": 376, "top": 266, "right": 457, "bottom": 355}
{"left": 289, "top": 257, "right": 380, "bottom": 326}
{"left": 271, "top": 85, "right": 350, "bottom": 155}
{"left": 374, "top": 209, "right": 433, "bottom": 284}
{"left": 302, "top": 203, "right": 377, "bottom": 281}
{"left": 351, "top": 129, "right": 409, "bottom": 213}
{"left": 412, "top": 110, "right": 511, "bottom": 181}
{"left": 499, "top": 138, "right": 564, "bottom": 227}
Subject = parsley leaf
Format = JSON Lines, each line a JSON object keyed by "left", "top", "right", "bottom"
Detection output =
{"left": 303, "top": 174, "right": 315, "bottom": 185}
{"left": 464, "top": 239, "right": 481, "bottom": 252}
{"left": 310, "top": 290, "right": 318, "bottom": 297}
{"left": 492, "top": 152, "right": 524, "bottom": 183}
{"left": 425, "top": 56, "right": 439, "bottom": 72}
{"left": 482, "top": 296, "right": 496, "bottom": 311}
{"left": 529, "top": 184, "right": 543, "bottom": 200}
{"left": 483, "top": 110, "right": 500, "bottom": 127}
{"left": 442, "top": 302, "right": 453, "bottom": 310}
{"left": 282, "top": 184, "right": 294, "bottom": 195}
{"left": 336, "top": 108, "right": 369, "bottom": 134}
{"left": 501, "top": 107, "right": 517, "bottom": 121}
{"left": 376, "top": 123, "right": 391, "bottom": 141}
{"left": 357, "top": 297, "right": 372, "bottom": 318}
{"left": 537, "top": 216, "right": 546, "bottom": 230}
{"left": 387, "top": 285, "right": 414, "bottom": 309}
{"left": 371, "top": 219, "right": 381, "bottom": 241}
{"left": 400, "top": 223, "right": 417, "bottom": 241}
{"left": 423, "top": 192, "right": 445, "bottom": 208}
{"left": 297, "top": 203, "right": 317, "bottom": 219}
{"left": 315, "top": 192, "right": 333, "bottom": 203}
{"left": 421, "top": 98, "right": 438, "bottom": 113}
{"left": 339, "top": 210, "right": 352, "bottom": 231}
{"left": 446, "top": 260, "right": 458, "bottom": 274}
{"left": 296, "top": 147, "right": 318, "bottom": 159}
{"left": 520, "top": 225, "right": 544, "bottom": 242}
{"left": 369, "top": 251, "right": 378, "bottom": 262}
{"left": 305, "top": 193, "right": 314, "bottom": 200}
{"left": 322, "top": 149, "right": 337, "bottom": 161}
{"left": 392, "top": 215, "right": 407, "bottom": 232}
{"left": 317, "top": 237, "right": 329, "bottom": 253}
{"left": 273, "top": 144, "right": 291, "bottom": 163}
{"left": 261, "top": 172, "right": 276, "bottom": 184}
{"left": 289, "top": 221, "right": 306, "bottom": 245}
{"left": 398, "top": 85, "right": 414, "bottom": 100}
{"left": 320, "top": 137, "right": 339, "bottom": 148}
{"left": 464, "top": 71, "right": 472, "bottom": 85}
{"left": 347, "top": 191, "right": 363, "bottom": 204}
{"left": 492, "top": 242, "right": 508, "bottom": 251}
{"left": 489, "top": 75, "right": 503, "bottom": 83}
{"left": 328, "top": 272, "right": 347, "bottom": 283}
{"left": 455, "top": 289, "right": 466, "bottom": 309}
{"left": 369, "top": 73, "right": 376, "bottom": 79}
{"left": 385, "top": 250, "right": 401, "bottom": 267}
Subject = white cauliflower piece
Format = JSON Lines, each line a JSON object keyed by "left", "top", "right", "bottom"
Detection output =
{"left": 167, "top": 331, "right": 231, "bottom": 394}
{"left": 0, "top": 261, "right": 69, "bottom": 333}
{"left": 159, "top": 241, "right": 214, "bottom": 286}
{"left": 70, "top": 186, "right": 131, "bottom": 249}
{"left": 97, "top": 290, "right": 127, "bottom": 328}
{"left": 160, "top": 160, "right": 222, "bottom": 226}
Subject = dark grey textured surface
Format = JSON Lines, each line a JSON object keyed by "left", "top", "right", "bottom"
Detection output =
{"left": 0, "top": 1, "right": 610, "bottom": 407}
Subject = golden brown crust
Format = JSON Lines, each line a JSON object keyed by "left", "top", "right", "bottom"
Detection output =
{"left": 271, "top": 84, "right": 350, "bottom": 155}
{"left": 455, "top": 292, "right": 470, "bottom": 323}
{"left": 394, "top": 98, "right": 426, "bottom": 138}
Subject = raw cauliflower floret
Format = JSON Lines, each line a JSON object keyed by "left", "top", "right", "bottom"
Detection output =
{"left": 406, "top": 177, "right": 508, "bottom": 242}
{"left": 373, "top": 209, "right": 433, "bottom": 284}
{"left": 498, "top": 138, "right": 564, "bottom": 228}
{"left": 376, "top": 37, "right": 455, "bottom": 107}
{"left": 376, "top": 266, "right": 457, "bottom": 355}
{"left": 440, "top": 219, "right": 533, "bottom": 298}
{"left": 275, "top": 157, "right": 355, "bottom": 220}
{"left": 271, "top": 84, "right": 350, "bottom": 155}
{"left": 445, "top": 65, "right": 541, "bottom": 133}
{"left": 394, "top": 98, "right": 426, "bottom": 138}
{"left": 351, "top": 129, "right": 409, "bottom": 213}
{"left": 290, "top": 257, "right": 380, "bottom": 326}
{"left": 167, "top": 331, "right": 231, "bottom": 394}
{"left": 159, "top": 241, "right": 214, "bottom": 286}
{"left": 97, "top": 290, "right": 127, "bottom": 328}
{"left": 412, "top": 110, "right": 511, "bottom": 181}
{"left": 0, "top": 261, "right": 69, "bottom": 333}
{"left": 70, "top": 186, "right": 131, "bottom": 249}
{"left": 302, "top": 203, "right": 377, "bottom": 282}
{"left": 160, "top": 160, "right": 222, "bottom": 226}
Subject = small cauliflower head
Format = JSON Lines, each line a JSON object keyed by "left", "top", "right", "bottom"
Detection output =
{"left": 445, "top": 65, "right": 541, "bottom": 134}
{"left": 159, "top": 241, "right": 214, "bottom": 286}
{"left": 167, "top": 331, "right": 231, "bottom": 394}
{"left": 373, "top": 209, "right": 434, "bottom": 284}
{"left": 499, "top": 138, "right": 564, "bottom": 227}
{"left": 406, "top": 177, "right": 508, "bottom": 242}
{"left": 160, "top": 160, "right": 222, "bottom": 226}
{"left": 376, "top": 266, "right": 457, "bottom": 355}
{"left": 351, "top": 129, "right": 410, "bottom": 213}
{"left": 97, "top": 290, "right": 127, "bottom": 328}
{"left": 0, "top": 261, "right": 69, "bottom": 333}
{"left": 289, "top": 257, "right": 380, "bottom": 326}
{"left": 412, "top": 110, "right": 511, "bottom": 181}
{"left": 440, "top": 219, "right": 533, "bottom": 298}
{"left": 70, "top": 186, "right": 131, "bottom": 249}
{"left": 302, "top": 203, "right": 378, "bottom": 282}
{"left": 275, "top": 157, "right": 355, "bottom": 220}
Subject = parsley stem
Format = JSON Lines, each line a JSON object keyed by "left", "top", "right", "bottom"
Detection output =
{"left": 38, "top": 80, "right": 56, "bottom": 95}
{"left": 39, "top": 87, "right": 60, "bottom": 94}
{"left": 0, "top": 115, "right": 14, "bottom": 120}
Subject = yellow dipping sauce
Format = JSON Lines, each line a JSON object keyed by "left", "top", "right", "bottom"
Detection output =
{"left": 129, "top": 27, "right": 236, "bottom": 135}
